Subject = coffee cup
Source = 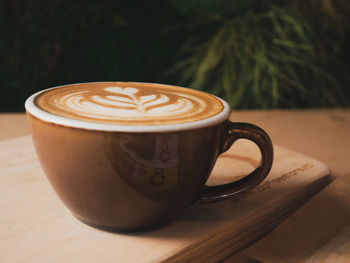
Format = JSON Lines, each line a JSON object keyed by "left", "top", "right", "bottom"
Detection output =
{"left": 25, "top": 82, "right": 273, "bottom": 231}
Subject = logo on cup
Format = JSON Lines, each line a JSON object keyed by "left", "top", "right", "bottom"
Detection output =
{"left": 105, "top": 133, "right": 180, "bottom": 199}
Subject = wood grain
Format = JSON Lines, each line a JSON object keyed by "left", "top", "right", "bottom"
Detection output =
{"left": 0, "top": 136, "right": 330, "bottom": 262}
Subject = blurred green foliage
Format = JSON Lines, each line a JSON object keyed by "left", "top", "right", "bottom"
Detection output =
{"left": 171, "top": 0, "right": 350, "bottom": 108}
{"left": 0, "top": 0, "right": 349, "bottom": 111}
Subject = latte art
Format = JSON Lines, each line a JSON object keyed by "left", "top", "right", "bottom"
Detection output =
{"left": 62, "top": 87, "right": 200, "bottom": 118}
{"left": 35, "top": 82, "right": 224, "bottom": 125}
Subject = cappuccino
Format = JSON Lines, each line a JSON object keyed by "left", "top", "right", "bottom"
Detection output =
{"left": 34, "top": 82, "right": 224, "bottom": 126}
{"left": 25, "top": 81, "right": 273, "bottom": 231}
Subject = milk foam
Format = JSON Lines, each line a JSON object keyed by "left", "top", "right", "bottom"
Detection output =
{"left": 33, "top": 82, "right": 225, "bottom": 126}
{"left": 60, "top": 87, "right": 202, "bottom": 119}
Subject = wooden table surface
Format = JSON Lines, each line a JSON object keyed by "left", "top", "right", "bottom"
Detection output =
{"left": 1, "top": 110, "right": 350, "bottom": 262}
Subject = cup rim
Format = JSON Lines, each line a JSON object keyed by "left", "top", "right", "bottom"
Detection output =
{"left": 25, "top": 82, "right": 231, "bottom": 132}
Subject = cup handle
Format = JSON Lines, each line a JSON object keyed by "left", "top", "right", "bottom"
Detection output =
{"left": 199, "top": 122, "right": 274, "bottom": 203}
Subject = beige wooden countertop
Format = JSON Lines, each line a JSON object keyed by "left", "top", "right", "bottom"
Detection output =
{"left": 1, "top": 110, "right": 350, "bottom": 262}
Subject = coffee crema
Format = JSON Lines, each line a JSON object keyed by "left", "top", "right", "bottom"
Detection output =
{"left": 35, "top": 82, "right": 224, "bottom": 126}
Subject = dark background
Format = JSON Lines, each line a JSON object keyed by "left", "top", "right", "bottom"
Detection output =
{"left": 1, "top": 0, "right": 349, "bottom": 111}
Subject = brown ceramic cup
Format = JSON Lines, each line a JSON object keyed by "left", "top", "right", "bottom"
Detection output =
{"left": 25, "top": 82, "right": 273, "bottom": 232}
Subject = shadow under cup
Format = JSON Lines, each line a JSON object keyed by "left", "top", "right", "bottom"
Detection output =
{"left": 25, "top": 84, "right": 273, "bottom": 232}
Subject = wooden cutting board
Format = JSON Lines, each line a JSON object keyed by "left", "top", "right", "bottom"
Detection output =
{"left": 0, "top": 136, "right": 331, "bottom": 263}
